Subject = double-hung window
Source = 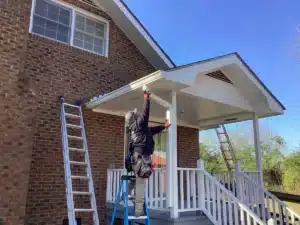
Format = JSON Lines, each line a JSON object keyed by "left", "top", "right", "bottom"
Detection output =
{"left": 30, "top": 0, "right": 109, "bottom": 56}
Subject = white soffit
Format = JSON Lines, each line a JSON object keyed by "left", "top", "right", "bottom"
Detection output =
{"left": 86, "top": 54, "right": 285, "bottom": 121}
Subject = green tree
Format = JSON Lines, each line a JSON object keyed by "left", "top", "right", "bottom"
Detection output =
{"left": 282, "top": 150, "right": 300, "bottom": 193}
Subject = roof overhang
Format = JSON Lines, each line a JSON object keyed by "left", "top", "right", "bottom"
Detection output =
{"left": 86, "top": 53, "right": 285, "bottom": 130}
{"left": 92, "top": 0, "right": 175, "bottom": 70}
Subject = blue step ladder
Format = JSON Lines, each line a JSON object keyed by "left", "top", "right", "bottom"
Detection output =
{"left": 110, "top": 175, "right": 150, "bottom": 225}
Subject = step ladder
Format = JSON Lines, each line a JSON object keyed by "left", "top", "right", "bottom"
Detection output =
{"left": 110, "top": 175, "right": 150, "bottom": 225}
{"left": 215, "top": 125, "right": 237, "bottom": 171}
{"left": 60, "top": 97, "right": 99, "bottom": 225}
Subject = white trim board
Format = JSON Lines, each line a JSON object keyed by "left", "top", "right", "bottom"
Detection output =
{"left": 29, "top": 0, "right": 110, "bottom": 57}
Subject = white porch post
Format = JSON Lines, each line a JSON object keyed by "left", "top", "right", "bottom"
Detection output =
{"left": 235, "top": 161, "right": 243, "bottom": 202}
{"left": 197, "top": 159, "right": 205, "bottom": 210}
{"left": 252, "top": 114, "right": 264, "bottom": 188}
{"left": 170, "top": 91, "right": 178, "bottom": 218}
{"left": 166, "top": 110, "right": 173, "bottom": 208}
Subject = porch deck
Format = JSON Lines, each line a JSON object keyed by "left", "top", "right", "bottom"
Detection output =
{"left": 105, "top": 199, "right": 213, "bottom": 225}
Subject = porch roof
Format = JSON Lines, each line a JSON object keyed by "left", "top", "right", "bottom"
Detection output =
{"left": 86, "top": 53, "right": 285, "bottom": 130}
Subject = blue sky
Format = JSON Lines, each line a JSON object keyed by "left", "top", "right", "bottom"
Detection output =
{"left": 124, "top": 0, "right": 300, "bottom": 150}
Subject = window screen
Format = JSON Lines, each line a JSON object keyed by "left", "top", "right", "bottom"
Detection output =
{"left": 32, "top": 0, "right": 71, "bottom": 43}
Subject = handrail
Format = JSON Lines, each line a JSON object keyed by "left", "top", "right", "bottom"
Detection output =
{"left": 241, "top": 172, "right": 300, "bottom": 224}
{"left": 203, "top": 170, "right": 265, "bottom": 224}
{"left": 176, "top": 167, "right": 265, "bottom": 225}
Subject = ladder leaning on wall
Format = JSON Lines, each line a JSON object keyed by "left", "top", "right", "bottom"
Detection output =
{"left": 59, "top": 97, "right": 99, "bottom": 225}
{"left": 215, "top": 124, "right": 237, "bottom": 171}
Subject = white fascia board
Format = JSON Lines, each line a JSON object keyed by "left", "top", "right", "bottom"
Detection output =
{"left": 228, "top": 54, "right": 284, "bottom": 114}
{"left": 85, "top": 71, "right": 163, "bottom": 108}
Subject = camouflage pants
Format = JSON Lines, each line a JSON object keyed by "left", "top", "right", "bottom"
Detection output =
{"left": 128, "top": 152, "right": 151, "bottom": 216}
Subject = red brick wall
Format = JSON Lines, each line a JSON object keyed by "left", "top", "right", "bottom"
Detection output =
{"left": 0, "top": 1, "right": 35, "bottom": 225}
{"left": 0, "top": 1, "right": 200, "bottom": 225}
{"left": 178, "top": 126, "right": 200, "bottom": 168}
{"left": 22, "top": 0, "right": 154, "bottom": 224}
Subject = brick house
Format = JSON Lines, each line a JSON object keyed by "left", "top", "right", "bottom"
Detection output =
{"left": 1, "top": 0, "right": 293, "bottom": 225}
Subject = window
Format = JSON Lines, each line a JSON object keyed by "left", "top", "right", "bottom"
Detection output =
{"left": 30, "top": 0, "right": 109, "bottom": 56}
{"left": 153, "top": 129, "right": 167, "bottom": 168}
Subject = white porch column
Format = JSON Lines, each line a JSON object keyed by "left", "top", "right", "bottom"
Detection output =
{"left": 170, "top": 91, "right": 178, "bottom": 218}
{"left": 253, "top": 114, "right": 264, "bottom": 188}
{"left": 166, "top": 110, "right": 173, "bottom": 208}
{"left": 235, "top": 161, "right": 243, "bottom": 202}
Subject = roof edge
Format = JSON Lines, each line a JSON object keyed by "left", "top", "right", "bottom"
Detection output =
{"left": 167, "top": 52, "right": 285, "bottom": 111}
{"left": 86, "top": 70, "right": 163, "bottom": 108}
{"left": 118, "top": 0, "right": 176, "bottom": 68}
{"left": 233, "top": 52, "right": 286, "bottom": 110}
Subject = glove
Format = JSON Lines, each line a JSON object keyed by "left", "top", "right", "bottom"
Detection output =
{"left": 164, "top": 120, "right": 171, "bottom": 128}
{"left": 144, "top": 91, "right": 151, "bottom": 99}
{"left": 151, "top": 164, "right": 156, "bottom": 172}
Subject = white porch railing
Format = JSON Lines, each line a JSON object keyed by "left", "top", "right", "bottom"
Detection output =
{"left": 239, "top": 173, "right": 300, "bottom": 225}
{"left": 213, "top": 170, "right": 261, "bottom": 197}
{"left": 106, "top": 167, "right": 167, "bottom": 210}
{"left": 106, "top": 162, "right": 266, "bottom": 225}
{"left": 243, "top": 171, "right": 261, "bottom": 185}
{"left": 212, "top": 167, "right": 300, "bottom": 225}
{"left": 177, "top": 166, "right": 265, "bottom": 225}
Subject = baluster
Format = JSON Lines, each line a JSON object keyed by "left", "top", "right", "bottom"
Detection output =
{"left": 284, "top": 206, "right": 289, "bottom": 225}
{"left": 217, "top": 186, "right": 221, "bottom": 223}
{"left": 192, "top": 170, "right": 196, "bottom": 209}
{"left": 261, "top": 192, "right": 266, "bottom": 223}
{"left": 234, "top": 202, "right": 239, "bottom": 225}
{"left": 222, "top": 190, "right": 227, "bottom": 225}
{"left": 271, "top": 197, "right": 276, "bottom": 223}
{"left": 205, "top": 175, "right": 210, "bottom": 213}
{"left": 159, "top": 170, "right": 164, "bottom": 208}
{"left": 187, "top": 170, "right": 191, "bottom": 209}
{"left": 113, "top": 171, "right": 117, "bottom": 201}
{"left": 246, "top": 213, "right": 251, "bottom": 225}
{"left": 240, "top": 208, "right": 245, "bottom": 225}
{"left": 154, "top": 169, "right": 158, "bottom": 208}
{"left": 211, "top": 179, "right": 216, "bottom": 218}
{"left": 266, "top": 194, "right": 271, "bottom": 222}
{"left": 149, "top": 171, "right": 153, "bottom": 208}
{"left": 279, "top": 203, "right": 283, "bottom": 225}
{"left": 180, "top": 169, "right": 184, "bottom": 210}
{"left": 228, "top": 196, "right": 233, "bottom": 225}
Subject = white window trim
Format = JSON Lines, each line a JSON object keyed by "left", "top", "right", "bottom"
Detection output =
{"left": 29, "top": 0, "right": 110, "bottom": 57}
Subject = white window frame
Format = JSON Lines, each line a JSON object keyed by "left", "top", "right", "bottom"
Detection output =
{"left": 29, "top": 0, "right": 110, "bottom": 57}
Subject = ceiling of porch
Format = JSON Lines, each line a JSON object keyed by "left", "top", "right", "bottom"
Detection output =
{"left": 86, "top": 53, "right": 285, "bottom": 130}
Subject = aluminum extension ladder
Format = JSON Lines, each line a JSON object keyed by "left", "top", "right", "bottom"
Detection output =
{"left": 215, "top": 124, "right": 237, "bottom": 171}
{"left": 110, "top": 175, "right": 150, "bottom": 225}
{"left": 60, "top": 97, "right": 99, "bottom": 225}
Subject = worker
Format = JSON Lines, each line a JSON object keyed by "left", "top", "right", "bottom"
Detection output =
{"left": 124, "top": 90, "right": 170, "bottom": 216}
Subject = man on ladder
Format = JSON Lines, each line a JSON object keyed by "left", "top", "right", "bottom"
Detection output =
{"left": 124, "top": 90, "right": 170, "bottom": 217}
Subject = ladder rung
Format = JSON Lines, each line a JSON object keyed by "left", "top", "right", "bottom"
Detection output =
{"left": 64, "top": 103, "right": 80, "bottom": 108}
{"left": 69, "top": 147, "right": 85, "bottom": 152}
{"left": 128, "top": 216, "right": 148, "bottom": 220}
{"left": 71, "top": 175, "right": 89, "bottom": 180}
{"left": 68, "top": 135, "right": 83, "bottom": 140}
{"left": 67, "top": 124, "right": 82, "bottom": 129}
{"left": 70, "top": 161, "right": 87, "bottom": 166}
{"left": 65, "top": 113, "right": 80, "bottom": 119}
{"left": 73, "top": 191, "right": 91, "bottom": 195}
{"left": 74, "top": 208, "right": 94, "bottom": 212}
{"left": 220, "top": 141, "right": 228, "bottom": 144}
